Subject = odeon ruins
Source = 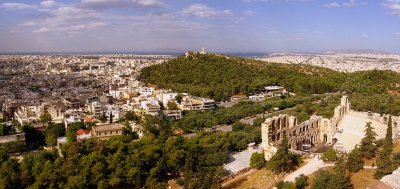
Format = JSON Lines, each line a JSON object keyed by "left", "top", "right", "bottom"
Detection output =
{"left": 261, "top": 96, "right": 400, "bottom": 160}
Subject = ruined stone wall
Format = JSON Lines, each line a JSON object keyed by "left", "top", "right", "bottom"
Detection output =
{"left": 261, "top": 96, "right": 350, "bottom": 160}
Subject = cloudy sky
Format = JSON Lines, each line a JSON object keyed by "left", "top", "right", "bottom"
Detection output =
{"left": 0, "top": 0, "right": 400, "bottom": 53}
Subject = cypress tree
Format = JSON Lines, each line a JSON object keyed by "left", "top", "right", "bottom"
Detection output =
{"left": 375, "top": 149, "right": 395, "bottom": 179}
{"left": 383, "top": 115, "right": 393, "bottom": 154}
{"left": 109, "top": 111, "right": 113, "bottom": 123}
{"left": 375, "top": 115, "right": 396, "bottom": 179}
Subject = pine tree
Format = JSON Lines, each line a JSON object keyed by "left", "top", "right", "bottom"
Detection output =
{"left": 360, "top": 122, "right": 377, "bottom": 159}
{"left": 267, "top": 137, "right": 299, "bottom": 173}
{"left": 346, "top": 147, "right": 364, "bottom": 173}
{"left": 331, "top": 156, "right": 353, "bottom": 189}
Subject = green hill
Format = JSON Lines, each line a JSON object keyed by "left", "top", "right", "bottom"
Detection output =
{"left": 140, "top": 52, "right": 345, "bottom": 101}
{"left": 140, "top": 52, "right": 400, "bottom": 115}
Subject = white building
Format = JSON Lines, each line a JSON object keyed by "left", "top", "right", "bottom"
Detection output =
{"left": 140, "top": 100, "right": 160, "bottom": 116}
{"left": 105, "top": 105, "right": 121, "bottom": 122}
{"left": 139, "top": 87, "right": 155, "bottom": 97}
{"left": 156, "top": 92, "right": 178, "bottom": 107}
{"left": 14, "top": 105, "right": 43, "bottom": 125}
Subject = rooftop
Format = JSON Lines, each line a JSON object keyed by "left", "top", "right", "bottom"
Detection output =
{"left": 93, "top": 124, "right": 124, "bottom": 132}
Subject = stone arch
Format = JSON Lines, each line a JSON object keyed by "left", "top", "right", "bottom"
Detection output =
{"left": 324, "top": 134, "right": 328, "bottom": 143}
{"left": 271, "top": 119, "right": 276, "bottom": 131}
{"left": 283, "top": 116, "right": 287, "bottom": 128}
{"left": 277, "top": 118, "right": 281, "bottom": 130}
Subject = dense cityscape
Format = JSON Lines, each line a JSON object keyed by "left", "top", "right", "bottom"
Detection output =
{"left": 258, "top": 53, "right": 400, "bottom": 73}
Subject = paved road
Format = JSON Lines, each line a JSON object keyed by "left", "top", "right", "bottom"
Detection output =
{"left": 284, "top": 156, "right": 377, "bottom": 182}
{"left": 284, "top": 156, "right": 324, "bottom": 182}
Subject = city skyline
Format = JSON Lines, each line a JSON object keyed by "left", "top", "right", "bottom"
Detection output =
{"left": 1, "top": 0, "right": 400, "bottom": 53}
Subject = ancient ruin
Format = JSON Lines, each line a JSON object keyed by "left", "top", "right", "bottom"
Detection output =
{"left": 261, "top": 96, "right": 350, "bottom": 160}
{"left": 262, "top": 95, "right": 400, "bottom": 160}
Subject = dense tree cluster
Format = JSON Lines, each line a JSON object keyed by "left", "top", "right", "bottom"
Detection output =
{"left": 0, "top": 123, "right": 261, "bottom": 188}
{"left": 0, "top": 122, "right": 17, "bottom": 136}
{"left": 174, "top": 95, "right": 309, "bottom": 131}
{"left": 311, "top": 157, "right": 353, "bottom": 189}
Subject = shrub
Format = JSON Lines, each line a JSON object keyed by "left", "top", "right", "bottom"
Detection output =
{"left": 321, "top": 148, "right": 338, "bottom": 162}
{"left": 250, "top": 152, "right": 266, "bottom": 169}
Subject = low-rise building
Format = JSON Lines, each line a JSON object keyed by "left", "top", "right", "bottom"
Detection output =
{"left": 76, "top": 129, "right": 92, "bottom": 141}
{"left": 179, "top": 96, "right": 215, "bottom": 111}
{"left": 88, "top": 101, "right": 102, "bottom": 117}
{"left": 163, "top": 110, "right": 182, "bottom": 120}
{"left": 264, "top": 86, "right": 287, "bottom": 97}
{"left": 140, "top": 100, "right": 160, "bottom": 116}
{"left": 46, "top": 105, "right": 64, "bottom": 124}
{"left": 14, "top": 105, "right": 43, "bottom": 125}
{"left": 139, "top": 87, "right": 155, "bottom": 96}
{"left": 92, "top": 124, "right": 124, "bottom": 140}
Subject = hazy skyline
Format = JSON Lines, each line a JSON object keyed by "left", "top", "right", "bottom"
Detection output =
{"left": 1, "top": 0, "right": 400, "bottom": 53}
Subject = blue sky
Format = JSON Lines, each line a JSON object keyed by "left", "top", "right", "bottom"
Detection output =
{"left": 0, "top": 0, "right": 399, "bottom": 53}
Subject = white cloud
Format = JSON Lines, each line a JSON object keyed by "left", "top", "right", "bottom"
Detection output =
{"left": 323, "top": 2, "right": 340, "bottom": 8}
{"left": 243, "top": 0, "right": 313, "bottom": 2}
{"left": 80, "top": 0, "right": 165, "bottom": 9}
{"left": 182, "top": 4, "right": 233, "bottom": 18}
{"left": 243, "top": 10, "right": 255, "bottom": 16}
{"left": 345, "top": 0, "right": 367, "bottom": 7}
{"left": 10, "top": 2, "right": 209, "bottom": 38}
{"left": 383, "top": 0, "right": 400, "bottom": 16}
{"left": 34, "top": 27, "right": 49, "bottom": 33}
{"left": 41, "top": 1, "right": 58, "bottom": 8}
{"left": 0, "top": 3, "right": 37, "bottom": 10}
{"left": 323, "top": 0, "right": 366, "bottom": 8}
{"left": 20, "top": 21, "right": 36, "bottom": 26}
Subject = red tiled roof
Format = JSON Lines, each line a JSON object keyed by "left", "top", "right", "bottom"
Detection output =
{"left": 84, "top": 117, "right": 94, "bottom": 123}
{"left": 76, "top": 129, "right": 91, "bottom": 135}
